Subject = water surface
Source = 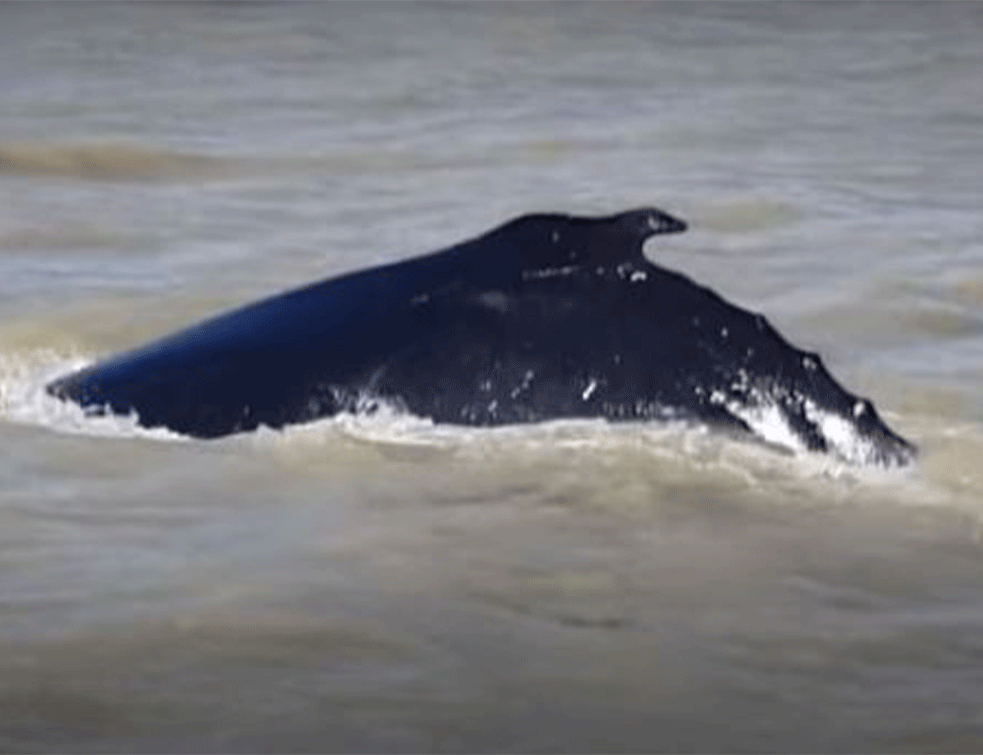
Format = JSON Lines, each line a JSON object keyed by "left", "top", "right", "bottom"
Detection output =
{"left": 2, "top": 3, "right": 983, "bottom": 752}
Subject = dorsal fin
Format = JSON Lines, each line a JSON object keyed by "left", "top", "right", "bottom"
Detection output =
{"left": 487, "top": 206, "right": 689, "bottom": 271}
{"left": 373, "top": 207, "right": 689, "bottom": 293}
{"left": 444, "top": 207, "right": 687, "bottom": 272}
{"left": 606, "top": 206, "right": 688, "bottom": 241}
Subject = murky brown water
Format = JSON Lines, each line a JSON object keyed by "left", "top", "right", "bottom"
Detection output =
{"left": 2, "top": 3, "right": 983, "bottom": 752}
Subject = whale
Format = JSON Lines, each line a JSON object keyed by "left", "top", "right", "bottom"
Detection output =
{"left": 47, "top": 207, "right": 915, "bottom": 467}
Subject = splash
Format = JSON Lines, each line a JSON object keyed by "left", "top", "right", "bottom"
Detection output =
{"left": 3, "top": 346, "right": 920, "bottom": 493}
{"left": 0, "top": 349, "right": 184, "bottom": 441}
{"left": 3, "top": 347, "right": 941, "bottom": 515}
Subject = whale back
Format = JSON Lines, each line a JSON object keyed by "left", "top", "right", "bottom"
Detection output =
{"left": 46, "top": 208, "right": 687, "bottom": 437}
{"left": 46, "top": 207, "right": 915, "bottom": 466}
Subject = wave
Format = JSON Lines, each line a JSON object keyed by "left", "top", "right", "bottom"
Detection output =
{"left": 0, "top": 345, "right": 869, "bottom": 467}
{"left": 0, "top": 141, "right": 244, "bottom": 182}
{"left": 5, "top": 345, "right": 982, "bottom": 517}
{"left": 0, "top": 138, "right": 614, "bottom": 184}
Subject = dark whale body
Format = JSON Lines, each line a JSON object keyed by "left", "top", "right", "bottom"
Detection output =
{"left": 47, "top": 207, "right": 915, "bottom": 467}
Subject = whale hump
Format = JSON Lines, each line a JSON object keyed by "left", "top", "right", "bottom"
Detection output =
{"left": 434, "top": 206, "right": 688, "bottom": 283}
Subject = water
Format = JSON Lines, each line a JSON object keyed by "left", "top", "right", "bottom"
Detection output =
{"left": 2, "top": 3, "right": 983, "bottom": 751}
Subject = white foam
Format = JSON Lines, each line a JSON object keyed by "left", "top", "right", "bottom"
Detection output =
{"left": 715, "top": 379, "right": 907, "bottom": 469}
{"left": 725, "top": 395, "right": 807, "bottom": 454}
{"left": 3, "top": 354, "right": 922, "bottom": 510}
{"left": 0, "top": 349, "right": 185, "bottom": 442}
{"left": 802, "top": 398, "right": 883, "bottom": 467}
